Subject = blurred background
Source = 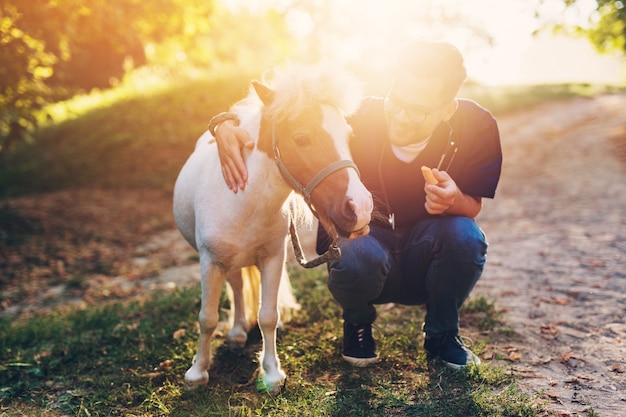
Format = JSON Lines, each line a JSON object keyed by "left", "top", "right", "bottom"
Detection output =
{"left": 1, "top": 0, "right": 625, "bottom": 304}
{"left": 1, "top": 0, "right": 625, "bottom": 161}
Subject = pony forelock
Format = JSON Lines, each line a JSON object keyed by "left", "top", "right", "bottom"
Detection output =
{"left": 248, "top": 63, "right": 363, "bottom": 123}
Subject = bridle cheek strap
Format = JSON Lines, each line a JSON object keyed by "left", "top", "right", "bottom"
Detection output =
{"left": 271, "top": 123, "right": 359, "bottom": 268}
{"left": 274, "top": 154, "right": 359, "bottom": 205}
{"left": 272, "top": 123, "right": 360, "bottom": 206}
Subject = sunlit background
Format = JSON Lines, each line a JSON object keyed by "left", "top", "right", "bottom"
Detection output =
{"left": 221, "top": 0, "right": 624, "bottom": 87}
{"left": 1, "top": 0, "right": 625, "bottom": 151}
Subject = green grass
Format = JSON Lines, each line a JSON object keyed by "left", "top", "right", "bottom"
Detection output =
{"left": 459, "top": 82, "right": 624, "bottom": 117}
{"left": 1, "top": 266, "right": 550, "bottom": 417}
{"left": 0, "top": 70, "right": 255, "bottom": 198}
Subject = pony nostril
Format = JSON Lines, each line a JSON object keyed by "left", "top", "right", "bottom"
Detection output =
{"left": 345, "top": 198, "right": 358, "bottom": 219}
{"left": 345, "top": 198, "right": 370, "bottom": 226}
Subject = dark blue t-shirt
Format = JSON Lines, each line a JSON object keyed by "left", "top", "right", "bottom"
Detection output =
{"left": 317, "top": 97, "right": 502, "bottom": 252}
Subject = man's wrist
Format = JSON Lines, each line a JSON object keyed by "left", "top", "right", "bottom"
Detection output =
{"left": 208, "top": 112, "right": 240, "bottom": 136}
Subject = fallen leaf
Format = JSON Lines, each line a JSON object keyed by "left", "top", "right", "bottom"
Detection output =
{"left": 539, "top": 296, "right": 572, "bottom": 305}
{"left": 540, "top": 323, "right": 560, "bottom": 338}
{"left": 546, "top": 390, "right": 560, "bottom": 399}
{"left": 505, "top": 352, "right": 522, "bottom": 362}
{"left": 557, "top": 351, "right": 585, "bottom": 363}
{"left": 141, "top": 372, "right": 164, "bottom": 379}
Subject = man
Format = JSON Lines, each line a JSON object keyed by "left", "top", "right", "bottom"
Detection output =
{"left": 211, "top": 41, "right": 502, "bottom": 369}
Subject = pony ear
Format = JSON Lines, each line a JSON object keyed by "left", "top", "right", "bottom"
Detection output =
{"left": 252, "top": 80, "right": 275, "bottom": 106}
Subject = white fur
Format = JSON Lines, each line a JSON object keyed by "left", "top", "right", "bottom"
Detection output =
{"left": 174, "top": 125, "right": 291, "bottom": 393}
{"left": 173, "top": 65, "right": 371, "bottom": 394}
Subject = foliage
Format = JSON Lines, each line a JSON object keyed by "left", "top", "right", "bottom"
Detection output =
{"left": 0, "top": 0, "right": 297, "bottom": 155}
{"left": 548, "top": 0, "right": 626, "bottom": 54}
{"left": 0, "top": 69, "right": 253, "bottom": 198}
{"left": 1, "top": 0, "right": 179, "bottom": 152}
{"left": 585, "top": 0, "right": 626, "bottom": 52}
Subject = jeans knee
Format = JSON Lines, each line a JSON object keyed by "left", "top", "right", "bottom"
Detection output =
{"left": 437, "top": 217, "right": 488, "bottom": 263}
{"left": 327, "top": 236, "right": 389, "bottom": 300}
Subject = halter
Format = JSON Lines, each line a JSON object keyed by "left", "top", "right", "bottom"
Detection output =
{"left": 271, "top": 123, "right": 359, "bottom": 268}
{"left": 272, "top": 124, "right": 360, "bottom": 206}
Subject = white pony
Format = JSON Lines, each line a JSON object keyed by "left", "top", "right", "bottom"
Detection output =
{"left": 173, "top": 63, "right": 372, "bottom": 393}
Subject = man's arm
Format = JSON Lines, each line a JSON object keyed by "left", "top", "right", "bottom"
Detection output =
{"left": 424, "top": 168, "right": 482, "bottom": 219}
{"left": 212, "top": 118, "right": 253, "bottom": 193}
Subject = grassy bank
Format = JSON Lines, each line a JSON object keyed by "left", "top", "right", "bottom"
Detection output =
{"left": 0, "top": 76, "right": 621, "bottom": 199}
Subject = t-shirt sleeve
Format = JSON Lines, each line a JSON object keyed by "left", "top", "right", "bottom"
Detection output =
{"left": 452, "top": 104, "right": 502, "bottom": 199}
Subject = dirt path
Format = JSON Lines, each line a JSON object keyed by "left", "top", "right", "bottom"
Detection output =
{"left": 476, "top": 94, "right": 626, "bottom": 416}
{"left": 2, "top": 95, "right": 625, "bottom": 416}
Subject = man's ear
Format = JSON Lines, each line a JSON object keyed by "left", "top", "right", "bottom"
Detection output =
{"left": 441, "top": 99, "right": 458, "bottom": 122}
{"left": 252, "top": 80, "right": 275, "bottom": 106}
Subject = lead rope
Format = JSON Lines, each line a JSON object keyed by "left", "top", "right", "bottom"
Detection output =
{"left": 289, "top": 217, "right": 341, "bottom": 268}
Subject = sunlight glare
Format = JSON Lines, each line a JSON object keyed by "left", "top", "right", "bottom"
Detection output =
{"left": 285, "top": 8, "right": 314, "bottom": 38}
{"left": 218, "top": 0, "right": 625, "bottom": 86}
{"left": 303, "top": 0, "right": 540, "bottom": 86}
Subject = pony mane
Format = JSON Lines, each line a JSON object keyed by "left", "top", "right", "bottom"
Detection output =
{"left": 234, "top": 63, "right": 364, "bottom": 124}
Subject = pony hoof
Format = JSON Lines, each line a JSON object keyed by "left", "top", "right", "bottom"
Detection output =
{"left": 226, "top": 331, "right": 247, "bottom": 349}
{"left": 184, "top": 367, "right": 209, "bottom": 388}
{"left": 257, "top": 373, "right": 286, "bottom": 394}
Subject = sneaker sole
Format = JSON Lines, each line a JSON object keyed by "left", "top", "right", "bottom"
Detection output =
{"left": 435, "top": 352, "right": 482, "bottom": 370}
{"left": 341, "top": 354, "right": 380, "bottom": 367}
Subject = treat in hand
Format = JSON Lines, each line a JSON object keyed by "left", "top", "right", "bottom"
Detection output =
{"left": 421, "top": 166, "right": 438, "bottom": 185}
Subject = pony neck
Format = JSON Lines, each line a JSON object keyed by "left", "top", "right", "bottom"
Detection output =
{"left": 238, "top": 112, "right": 294, "bottom": 207}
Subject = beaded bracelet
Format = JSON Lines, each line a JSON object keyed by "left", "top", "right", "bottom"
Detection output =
{"left": 208, "top": 112, "right": 240, "bottom": 136}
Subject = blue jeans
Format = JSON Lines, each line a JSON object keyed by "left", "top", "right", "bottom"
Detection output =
{"left": 327, "top": 216, "right": 488, "bottom": 336}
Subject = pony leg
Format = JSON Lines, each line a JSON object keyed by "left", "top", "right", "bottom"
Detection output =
{"left": 257, "top": 257, "right": 287, "bottom": 394}
{"left": 185, "top": 257, "right": 226, "bottom": 387}
{"left": 226, "top": 269, "right": 249, "bottom": 348}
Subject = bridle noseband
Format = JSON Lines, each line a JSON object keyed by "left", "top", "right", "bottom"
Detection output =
{"left": 271, "top": 123, "right": 359, "bottom": 268}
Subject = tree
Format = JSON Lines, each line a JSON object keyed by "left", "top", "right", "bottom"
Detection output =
{"left": 584, "top": 0, "right": 626, "bottom": 53}
{"left": 541, "top": 0, "right": 626, "bottom": 54}
{"left": 0, "top": 0, "right": 216, "bottom": 154}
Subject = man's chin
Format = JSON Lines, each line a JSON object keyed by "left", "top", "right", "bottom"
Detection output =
{"left": 389, "top": 133, "right": 426, "bottom": 147}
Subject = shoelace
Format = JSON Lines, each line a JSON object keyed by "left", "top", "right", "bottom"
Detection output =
{"left": 354, "top": 323, "right": 383, "bottom": 345}
{"left": 428, "top": 332, "right": 475, "bottom": 350}
{"left": 356, "top": 327, "right": 366, "bottom": 344}
{"left": 457, "top": 334, "right": 474, "bottom": 348}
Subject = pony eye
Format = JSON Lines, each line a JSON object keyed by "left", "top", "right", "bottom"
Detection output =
{"left": 293, "top": 134, "right": 311, "bottom": 147}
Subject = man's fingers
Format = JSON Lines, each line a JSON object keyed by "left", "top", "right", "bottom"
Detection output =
{"left": 222, "top": 166, "right": 238, "bottom": 193}
{"left": 425, "top": 200, "right": 447, "bottom": 214}
{"left": 233, "top": 159, "right": 248, "bottom": 185}
{"left": 224, "top": 160, "right": 248, "bottom": 192}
